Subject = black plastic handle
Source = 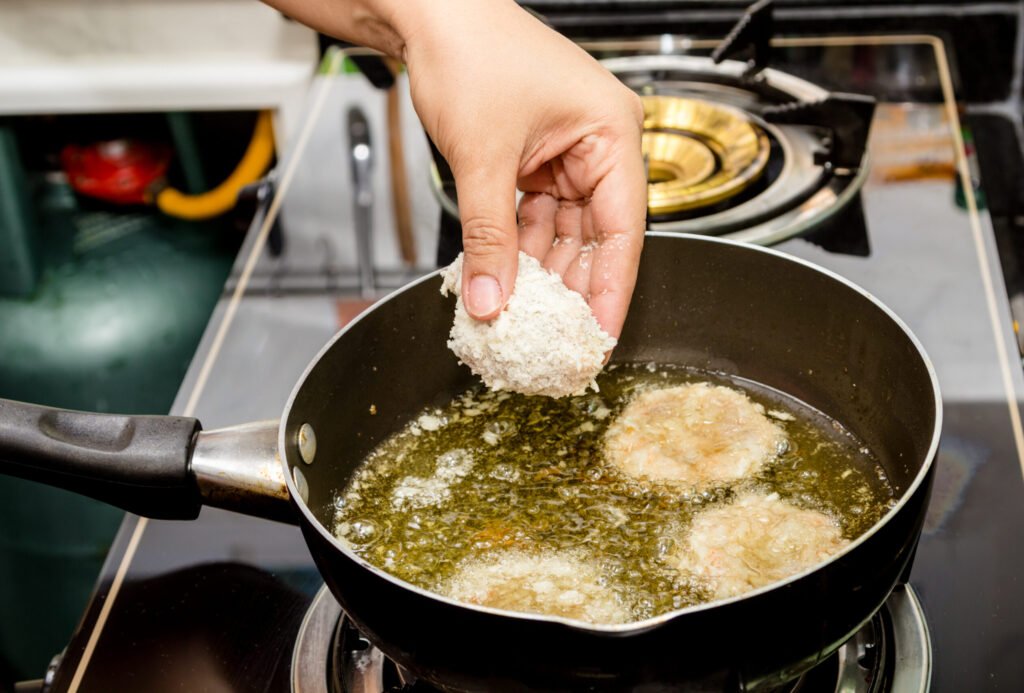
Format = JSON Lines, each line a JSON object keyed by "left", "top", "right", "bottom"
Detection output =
{"left": 0, "top": 399, "right": 203, "bottom": 520}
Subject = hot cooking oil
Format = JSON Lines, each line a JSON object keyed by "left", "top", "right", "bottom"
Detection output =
{"left": 332, "top": 363, "right": 895, "bottom": 621}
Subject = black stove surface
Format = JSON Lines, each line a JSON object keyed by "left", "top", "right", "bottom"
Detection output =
{"left": 46, "top": 37, "right": 1024, "bottom": 693}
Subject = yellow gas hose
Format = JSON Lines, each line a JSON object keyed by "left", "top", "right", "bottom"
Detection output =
{"left": 155, "top": 110, "right": 275, "bottom": 220}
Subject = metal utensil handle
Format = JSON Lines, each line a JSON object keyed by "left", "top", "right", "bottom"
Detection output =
{"left": 348, "top": 106, "right": 376, "bottom": 299}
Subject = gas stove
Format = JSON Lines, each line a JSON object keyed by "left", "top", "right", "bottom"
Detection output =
{"left": 290, "top": 585, "right": 929, "bottom": 693}
{"left": 39, "top": 9, "right": 1024, "bottom": 693}
{"left": 608, "top": 54, "right": 873, "bottom": 244}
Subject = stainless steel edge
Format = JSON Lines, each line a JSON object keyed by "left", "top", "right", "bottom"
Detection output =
{"left": 890, "top": 585, "right": 932, "bottom": 693}
{"left": 191, "top": 420, "right": 295, "bottom": 523}
{"left": 598, "top": 54, "right": 831, "bottom": 103}
{"left": 291, "top": 587, "right": 336, "bottom": 693}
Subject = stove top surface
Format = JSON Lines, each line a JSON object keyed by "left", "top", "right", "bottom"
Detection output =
{"left": 47, "top": 36, "right": 1024, "bottom": 693}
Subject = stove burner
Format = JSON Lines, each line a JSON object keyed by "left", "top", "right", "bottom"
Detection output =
{"left": 291, "top": 586, "right": 930, "bottom": 693}
{"left": 643, "top": 95, "right": 771, "bottom": 214}
{"left": 603, "top": 54, "right": 873, "bottom": 246}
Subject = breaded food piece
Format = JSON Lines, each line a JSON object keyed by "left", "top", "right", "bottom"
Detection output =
{"left": 669, "top": 491, "right": 849, "bottom": 600}
{"left": 603, "top": 383, "right": 787, "bottom": 489}
{"left": 440, "top": 549, "right": 631, "bottom": 624}
{"left": 440, "top": 252, "right": 616, "bottom": 398}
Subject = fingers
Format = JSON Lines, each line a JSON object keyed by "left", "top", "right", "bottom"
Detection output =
{"left": 587, "top": 231, "right": 643, "bottom": 341}
{"left": 562, "top": 238, "right": 597, "bottom": 298}
{"left": 517, "top": 163, "right": 558, "bottom": 197}
{"left": 542, "top": 200, "right": 586, "bottom": 276}
{"left": 518, "top": 159, "right": 584, "bottom": 200}
{"left": 560, "top": 205, "right": 598, "bottom": 296}
{"left": 586, "top": 150, "right": 648, "bottom": 340}
{"left": 454, "top": 163, "right": 520, "bottom": 321}
{"left": 517, "top": 192, "right": 558, "bottom": 259}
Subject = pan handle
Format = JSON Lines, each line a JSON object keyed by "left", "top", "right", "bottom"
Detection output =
{"left": 0, "top": 398, "right": 203, "bottom": 520}
{"left": 0, "top": 400, "right": 297, "bottom": 524}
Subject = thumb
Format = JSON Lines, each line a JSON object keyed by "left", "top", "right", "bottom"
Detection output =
{"left": 455, "top": 163, "right": 520, "bottom": 321}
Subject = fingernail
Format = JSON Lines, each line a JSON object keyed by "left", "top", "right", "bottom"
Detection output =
{"left": 467, "top": 274, "right": 502, "bottom": 317}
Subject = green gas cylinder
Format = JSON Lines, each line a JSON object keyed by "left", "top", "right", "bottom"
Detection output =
{"left": 0, "top": 175, "right": 237, "bottom": 680}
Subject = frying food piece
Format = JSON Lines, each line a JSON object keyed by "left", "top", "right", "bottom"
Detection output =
{"left": 603, "top": 383, "right": 787, "bottom": 489}
{"left": 441, "top": 549, "right": 631, "bottom": 624}
{"left": 440, "top": 252, "right": 616, "bottom": 398}
{"left": 669, "top": 492, "right": 849, "bottom": 599}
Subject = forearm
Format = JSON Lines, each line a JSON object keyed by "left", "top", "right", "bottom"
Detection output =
{"left": 262, "top": 0, "right": 522, "bottom": 62}
{"left": 261, "top": 0, "right": 409, "bottom": 58}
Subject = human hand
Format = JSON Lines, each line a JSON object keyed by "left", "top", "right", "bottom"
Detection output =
{"left": 261, "top": 0, "right": 647, "bottom": 339}
{"left": 400, "top": 1, "right": 646, "bottom": 339}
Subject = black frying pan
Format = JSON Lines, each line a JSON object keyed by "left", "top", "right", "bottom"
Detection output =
{"left": 0, "top": 234, "right": 941, "bottom": 691}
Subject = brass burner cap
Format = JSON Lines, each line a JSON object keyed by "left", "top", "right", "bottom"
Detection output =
{"left": 643, "top": 95, "right": 771, "bottom": 215}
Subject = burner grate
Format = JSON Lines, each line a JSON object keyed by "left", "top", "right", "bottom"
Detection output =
{"left": 292, "top": 585, "right": 929, "bottom": 693}
{"left": 329, "top": 617, "right": 430, "bottom": 692}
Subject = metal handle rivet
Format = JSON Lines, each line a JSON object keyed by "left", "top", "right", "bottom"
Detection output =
{"left": 298, "top": 423, "right": 317, "bottom": 465}
{"left": 293, "top": 466, "right": 309, "bottom": 505}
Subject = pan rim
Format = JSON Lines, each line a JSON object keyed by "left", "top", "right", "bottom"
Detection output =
{"left": 279, "top": 232, "right": 943, "bottom": 634}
